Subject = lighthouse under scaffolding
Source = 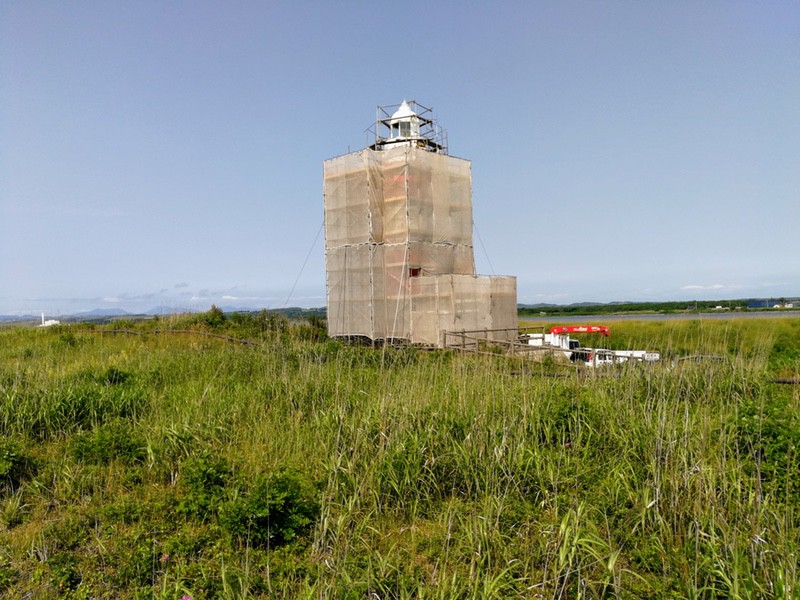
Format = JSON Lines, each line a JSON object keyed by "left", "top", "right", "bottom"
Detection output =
{"left": 323, "top": 100, "right": 517, "bottom": 348}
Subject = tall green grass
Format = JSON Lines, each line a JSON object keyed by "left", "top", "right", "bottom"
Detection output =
{"left": 0, "top": 315, "right": 797, "bottom": 597}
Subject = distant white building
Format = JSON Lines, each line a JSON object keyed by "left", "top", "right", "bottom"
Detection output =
{"left": 39, "top": 313, "right": 60, "bottom": 327}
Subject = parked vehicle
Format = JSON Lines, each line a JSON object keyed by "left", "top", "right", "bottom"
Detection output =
{"left": 525, "top": 325, "right": 659, "bottom": 367}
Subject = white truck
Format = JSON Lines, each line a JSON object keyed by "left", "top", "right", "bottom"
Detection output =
{"left": 526, "top": 325, "right": 659, "bottom": 367}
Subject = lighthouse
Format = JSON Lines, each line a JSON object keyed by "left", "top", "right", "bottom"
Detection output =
{"left": 323, "top": 101, "right": 516, "bottom": 347}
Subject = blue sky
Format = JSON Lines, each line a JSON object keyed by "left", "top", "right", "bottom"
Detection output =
{"left": 2, "top": 1, "right": 798, "bottom": 315}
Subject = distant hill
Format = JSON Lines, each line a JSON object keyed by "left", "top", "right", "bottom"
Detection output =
{"left": 0, "top": 314, "right": 38, "bottom": 323}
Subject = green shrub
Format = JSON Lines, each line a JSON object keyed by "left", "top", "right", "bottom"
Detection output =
{"left": 199, "top": 305, "right": 227, "bottom": 330}
{"left": 69, "top": 420, "right": 146, "bottom": 465}
{"left": 109, "top": 534, "right": 155, "bottom": 588}
{"left": 219, "top": 467, "right": 319, "bottom": 548}
{"left": 101, "top": 366, "right": 131, "bottom": 385}
{"left": 0, "top": 564, "right": 17, "bottom": 592}
{"left": 261, "top": 309, "right": 288, "bottom": 332}
{"left": 292, "top": 320, "right": 327, "bottom": 342}
{"left": 0, "top": 438, "right": 35, "bottom": 494}
{"left": 178, "top": 452, "right": 232, "bottom": 520}
{"left": 768, "top": 327, "right": 800, "bottom": 373}
{"left": 226, "top": 309, "right": 289, "bottom": 336}
{"left": 44, "top": 512, "right": 92, "bottom": 551}
{"left": 734, "top": 386, "right": 800, "bottom": 501}
{"left": 100, "top": 498, "right": 146, "bottom": 525}
{"left": 58, "top": 332, "right": 78, "bottom": 348}
{"left": 49, "top": 552, "right": 81, "bottom": 592}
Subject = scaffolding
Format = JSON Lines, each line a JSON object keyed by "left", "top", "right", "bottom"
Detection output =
{"left": 366, "top": 100, "right": 448, "bottom": 154}
{"left": 323, "top": 103, "right": 516, "bottom": 348}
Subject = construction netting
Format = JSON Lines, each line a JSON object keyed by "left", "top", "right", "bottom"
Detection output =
{"left": 409, "top": 275, "right": 518, "bottom": 347}
{"left": 323, "top": 145, "right": 516, "bottom": 347}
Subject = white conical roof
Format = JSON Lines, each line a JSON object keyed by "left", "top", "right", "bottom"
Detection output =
{"left": 391, "top": 100, "right": 416, "bottom": 120}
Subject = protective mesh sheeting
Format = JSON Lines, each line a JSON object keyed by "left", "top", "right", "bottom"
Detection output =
{"left": 447, "top": 158, "right": 473, "bottom": 245}
{"left": 489, "top": 277, "right": 518, "bottom": 335}
{"left": 406, "top": 242, "right": 474, "bottom": 277}
{"left": 373, "top": 244, "right": 412, "bottom": 340}
{"left": 323, "top": 153, "right": 369, "bottom": 247}
{"left": 325, "top": 245, "right": 373, "bottom": 338}
{"left": 324, "top": 147, "right": 472, "bottom": 249}
{"left": 407, "top": 276, "right": 450, "bottom": 347}
{"left": 365, "top": 151, "right": 385, "bottom": 243}
{"left": 407, "top": 150, "right": 472, "bottom": 245}
{"left": 325, "top": 244, "right": 413, "bottom": 340}
{"left": 409, "top": 275, "right": 517, "bottom": 347}
{"left": 323, "top": 145, "right": 515, "bottom": 347}
{"left": 452, "top": 276, "right": 492, "bottom": 333}
{"left": 381, "top": 150, "right": 409, "bottom": 244}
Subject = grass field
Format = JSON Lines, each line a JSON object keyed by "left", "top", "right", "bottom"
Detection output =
{"left": 1, "top": 312, "right": 798, "bottom": 598}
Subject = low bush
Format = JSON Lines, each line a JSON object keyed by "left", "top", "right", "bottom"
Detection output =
{"left": 178, "top": 452, "right": 232, "bottom": 521}
{"left": 768, "top": 324, "right": 800, "bottom": 374}
{"left": 48, "top": 552, "right": 82, "bottom": 592}
{"left": 197, "top": 305, "right": 227, "bottom": 330}
{"left": 69, "top": 420, "right": 147, "bottom": 465}
{"left": 0, "top": 438, "right": 35, "bottom": 494}
{"left": 100, "top": 366, "right": 131, "bottom": 386}
{"left": 219, "top": 468, "right": 320, "bottom": 548}
{"left": 734, "top": 385, "right": 800, "bottom": 500}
